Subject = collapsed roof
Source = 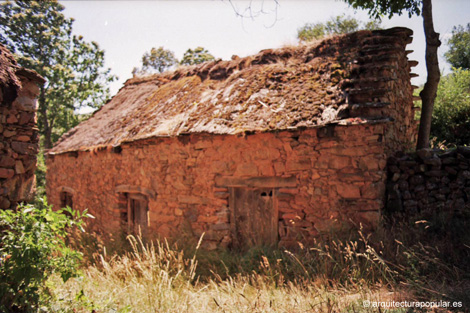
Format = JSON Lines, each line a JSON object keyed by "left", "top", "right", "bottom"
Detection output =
{"left": 50, "top": 27, "right": 414, "bottom": 155}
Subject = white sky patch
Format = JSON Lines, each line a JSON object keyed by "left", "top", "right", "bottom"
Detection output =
{"left": 62, "top": 0, "right": 470, "bottom": 99}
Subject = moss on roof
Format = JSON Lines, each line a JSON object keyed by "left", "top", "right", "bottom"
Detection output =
{"left": 50, "top": 27, "right": 413, "bottom": 154}
{"left": 0, "top": 44, "right": 21, "bottom": 99}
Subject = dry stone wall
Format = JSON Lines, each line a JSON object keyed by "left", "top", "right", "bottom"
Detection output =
{"left": 47, "top": 123, "right": 390, "bottom": 249}
{"left": 386, "top": 147, "right": 470, "bottom": 218}
{"left": 1, "top": 53, "right": 44, "bottom": 209}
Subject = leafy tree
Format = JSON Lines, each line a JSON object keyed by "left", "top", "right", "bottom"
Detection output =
{"left": 180, "top": 47, "right": 215, "bottom": 66}
{"left": 297, "top": 23, "right": 326, "bottom": 42}
{"left": 0, "top": 0, "right": 116, "bottom": 149}
{"left": 344, "top": 0, "right": 441, "bottom": 149}
{"left": 431, "top": 68, "right": 470, "bottom": 146}
{"left": 133, "top": 46, "right": 178, "bottom": 75}
{"left": 297, "top": 14, "right": 381, "bottom": 42}
{"left": 445, "top": 23, "right": 470, "bottom": 70}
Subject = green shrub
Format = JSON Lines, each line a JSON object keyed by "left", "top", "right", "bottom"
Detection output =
{"left": 431, "top": 68, "right": 470, "bottom": 146}
{"left": 0, "top": 200, "right": 89, "bottom": 312}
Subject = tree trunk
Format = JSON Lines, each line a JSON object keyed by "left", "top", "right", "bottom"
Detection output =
{"left": 416, "top": 0, "right": 441, "bottom": 149}
{"left": 39, "top": 88, "right": 53, "bottom": 150}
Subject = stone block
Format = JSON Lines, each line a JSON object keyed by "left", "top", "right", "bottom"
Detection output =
{"left": 286, "top": 158, "right": 311, "bottom": 171}
{"left": 13, "top": 96, "right": 38, "bottom": 112}
{"left": 0, "top": 168, "right": 15, "bottom": 179}
{"left": 416, "top": 148, "right": 433, "bottom": 160}
{"left": 6, "top": 114, "right": 18, "bottom": 123}
{"left": 273, "top": 162, "right": 286, "bottom": 174}
{"left": 198, "top": 215, "right": 219, "bottom": 223}
{"left": 15, "top": 160, "right": 25, "bottom": 174}
{"left": 258, "top": 163, "right": 275, "bottom": 176}
{"left": 355, "top": 211, "right": 379, "bottom": 230}
{"left": 336, "top": 183, "right": 361, "bottom": 199}
{"left": 234, "top": 163, "right": 258, "bottom": 176}
{"left": 16, "top": 135, "right": 31, "bottom": 142}
{"left": 11, "top": 141, "right": 38, "bottom": 155}
{"left": 177, "top": 195, "right": 208, "bottom": 204}
{"left": 194, "top": 140, "right": 212, "bottom": 150}
{"left": 22, "top": 81, "right": 41, "bottom": 97}
{"left": 211, "top": 222, "right": 230, "bottom": 231}
{"left": 0, "top": 197, "right": 11, "bottom": 209}
{"left": 3, "top": 129, "right": 16, "bottom": 137}
{"left": 328, "top": 155, "right": 351, "bottom": 169}
{"left": 0, "top": 156, "right": 15, "bottom": 167}
{"left": 18, "top": 112, "right": 33, "bottom": 125}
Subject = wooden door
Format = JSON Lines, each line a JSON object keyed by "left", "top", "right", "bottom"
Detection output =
{"left": 230, "top": 187, "right": 278, "bottom": 248}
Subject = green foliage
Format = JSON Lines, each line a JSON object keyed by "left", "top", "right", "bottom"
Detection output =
{"left": 0, "top": 202, "right": 89, "bottom": 312}
{"left": 34, "top": 145, "right": 47, "bottom": 202}
{"left": 297, "top": 23, "right": 326, "bottom": 42}
{"left": 133, "top": 46, "right": 178, "bottom": 75}
{"left": 343, "top": 0, "right": 421, "bottom": 19}
{"left": 180, "top": 46, "right": 215, "bottom": 66}
{"left": 431, "top": 68, "right": 470, "bottom": 146}
{"left": 297, "top": 14, "right": 381, "bottom": 42}
{"left": 445, "top": 23, "right": 470, "bottom": 70}
{"left": 0, "top": 0, "right": 117, "bottom": 149}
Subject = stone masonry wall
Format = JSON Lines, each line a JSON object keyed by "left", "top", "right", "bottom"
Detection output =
{"left": 1, "top": 65, "right": 44, "bottom": 209}
{"left": 47, "top": 123, "right": 389, "bottom": 249}
{"left": 386, "top": 147, "right": 470, "bottom": 218}
{"left": 343, "top": 28, "right": 417, "bottom": 153}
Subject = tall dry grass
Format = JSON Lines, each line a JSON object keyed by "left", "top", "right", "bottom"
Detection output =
{"left": 46, "top": 231, "right": 421, "bottom": 313}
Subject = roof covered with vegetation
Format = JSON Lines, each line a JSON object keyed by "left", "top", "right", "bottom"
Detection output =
{"left": 0, "top": 44, "right": 21, "bottom": 96}
{"left": 50, "top": 27, "right": 413, "bottom": 154}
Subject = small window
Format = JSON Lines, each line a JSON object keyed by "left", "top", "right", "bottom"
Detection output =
{"left": 124, "top": 193, "right": 149, "bottom": 233}
{"left": 60, "top": 191, "right": 73, "bottom": 209}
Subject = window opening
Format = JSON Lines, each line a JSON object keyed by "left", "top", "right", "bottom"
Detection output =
{"left": 60, "top": 191, "right": 73, "bottom": 209}
{"left": 124, "top": 193, "right": 149, "bottom": 234}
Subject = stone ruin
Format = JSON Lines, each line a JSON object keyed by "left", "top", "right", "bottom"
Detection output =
{"left": 46, "top": 28, "right": 418, "bottom": 249}
{"left": 0, "top": 44, "right": 45, "bottom": 209}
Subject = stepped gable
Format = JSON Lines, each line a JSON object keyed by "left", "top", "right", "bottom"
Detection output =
{"left": 50, "top": 27, "right": 414, "bottom": 155}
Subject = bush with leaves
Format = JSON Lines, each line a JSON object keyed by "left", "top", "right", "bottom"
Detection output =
{"left": 0, "top": 200, "right": 91, "bottom": 312}
{"left": 431, "top": 68, "right": 470, "bottom": 147}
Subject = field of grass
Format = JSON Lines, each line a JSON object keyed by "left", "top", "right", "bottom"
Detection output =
{"left": 45, "top": 222, "right": 470, "bottom": 313}
{"left": 3, "top": 203, "right": 468, "bottom": 312}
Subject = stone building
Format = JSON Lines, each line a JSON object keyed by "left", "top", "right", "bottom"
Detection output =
{"left": 47, "top": 28, "right": 417, "bottom": 249}
{"left": 0, "top": 44, "right": 45, "bottom": 210}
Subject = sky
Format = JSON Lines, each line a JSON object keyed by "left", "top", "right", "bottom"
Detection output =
{"left": 61, "top": 0, "right": 470, "bottom": 99}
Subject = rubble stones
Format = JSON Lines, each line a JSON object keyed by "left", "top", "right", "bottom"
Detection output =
{"left": 1, "top": 58, "right": 43, "bottom": 209}
{"left": 386, "top": 148, "right": 470, "bottom": 216}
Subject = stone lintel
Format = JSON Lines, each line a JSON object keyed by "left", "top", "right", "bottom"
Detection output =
{"left": 115, "top": 185, "right": 156, "bottom": 199}
{"left": 215, "top": 175, "right": 296, "bottom": 188}
{"left": 60, "top": 186, "right": 76, "bottom": 195}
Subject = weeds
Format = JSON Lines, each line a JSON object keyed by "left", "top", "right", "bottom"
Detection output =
{"left": 45, "top": 216, "right": 470, "bottom": 312}
{"left": 0, "top": 201, "right": 90, "bottom": 312}
{"left": 47, "top": 230, "right": 419, "bottom": 313}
